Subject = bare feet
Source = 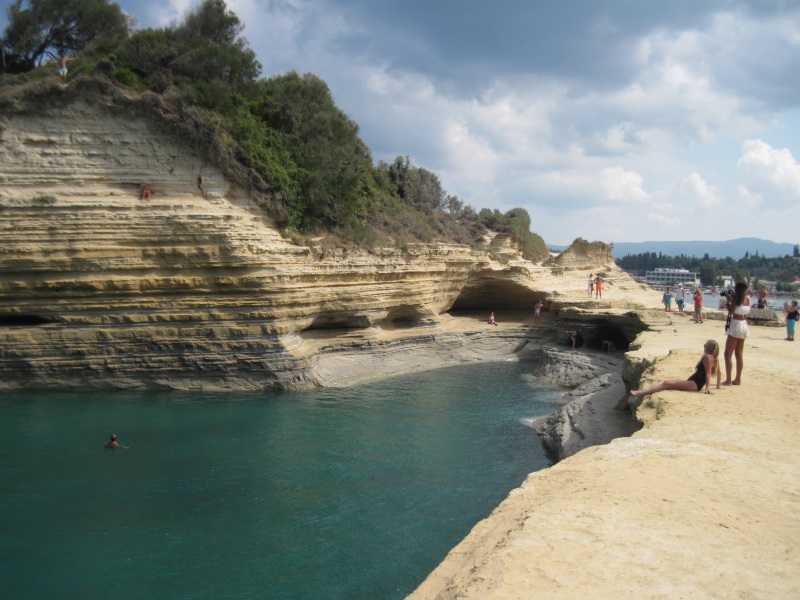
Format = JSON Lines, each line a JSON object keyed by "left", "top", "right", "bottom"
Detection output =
{"left": 630, "top": 390, "right": 644, "bottom": 398}
{"left": 732, "top": 379, "right": 741, "bottom": 385}
{"left": 722, "top": 380, "right": 732, "bottom": 386}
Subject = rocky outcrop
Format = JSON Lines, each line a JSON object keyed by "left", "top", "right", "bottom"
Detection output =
{"left": 547, "top": 236, "right": 613, "bottom": 267}
{"left": 0, "top": 91, "right": 646, "bottom": 391}
{"left": 529, "top": 348, "right": 639, "bottom": 459}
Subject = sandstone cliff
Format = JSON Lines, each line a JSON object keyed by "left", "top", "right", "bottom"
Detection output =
{"left": 0, "top": 86, "right": 646, "bottom": 391}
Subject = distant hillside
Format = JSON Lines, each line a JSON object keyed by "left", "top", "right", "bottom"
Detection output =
{"left": 551, "top": 238, "right": 796, "bottom": 260}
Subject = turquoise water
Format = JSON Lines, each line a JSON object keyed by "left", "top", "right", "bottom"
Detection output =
{"left": 0, "top": 361, "right": 561, "bottom": 600}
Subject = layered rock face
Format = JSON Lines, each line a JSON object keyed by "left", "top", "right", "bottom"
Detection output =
{"left": 1, "top": 96, "right": 590, "bottom": 390}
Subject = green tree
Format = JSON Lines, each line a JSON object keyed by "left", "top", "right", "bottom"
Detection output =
{"left": 698, "top": 260, "right": 717, "bottom": 287}
{"left": 1, "top": 0, "right": 129, "bottom": 72}
{"left": 253, "top": 71, "right": 374, "bottom": 231}
{"left": 116, "top": 0, "right": 259, "bottom": 94}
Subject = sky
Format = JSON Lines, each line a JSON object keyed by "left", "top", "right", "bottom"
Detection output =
{"left": 3, "top": 1, "right": 800, "bottom": 246}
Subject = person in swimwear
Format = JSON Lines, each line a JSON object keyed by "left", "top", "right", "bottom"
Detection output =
{"left": 566, "top": 328, "right": 583, "bottom": 349}
{"left": 57, "top": 53, "right": 77, "bottom": 83}
{"left": 588, "top": 274, "right": 594, "bottom": 298}
{"left": 630, "top": 339, "right": 720, "bottom": 397}
{"left": 141, "top": 182, "right": 152, "bottom": 200}
{"left": 487, "top": 312, "right": 497, "bottom": 326}
{"left": 594, "top": 275, "right": 604, "bottom": 299}
{"left": 105, "top": 434, "right": 128, "bottom": 449}
{"left": 755, "top": 285, "right": 767, "bottom": 309}
{"left": 723, "top": 281, "right": 751, "bottom": 386}
{"left": 533, "top": 301, "right": 543, "bottom": 323}
{"left": 675, "top": 283, "right": 685, "bottom": 313}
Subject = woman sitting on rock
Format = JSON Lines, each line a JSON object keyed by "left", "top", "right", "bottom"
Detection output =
{"left": 630, "top": 339, "right": 720, "bottom": 397}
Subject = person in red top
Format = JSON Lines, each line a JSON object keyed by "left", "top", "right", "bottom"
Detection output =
{"left": 693, "top": 288, "right": 703, "bottom": 323}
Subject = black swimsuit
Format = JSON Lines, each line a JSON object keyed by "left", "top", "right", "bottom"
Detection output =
{"left": 687, "top": 359, "right": 706, "bottom": 391}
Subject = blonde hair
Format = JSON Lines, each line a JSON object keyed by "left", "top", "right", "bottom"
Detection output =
{"left": 704, "top": 339, "right": 719, "bottom": 373}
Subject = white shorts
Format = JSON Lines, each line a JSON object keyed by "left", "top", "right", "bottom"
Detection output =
{"left": 727, "top": 318, "right": 749, "bottom": 340}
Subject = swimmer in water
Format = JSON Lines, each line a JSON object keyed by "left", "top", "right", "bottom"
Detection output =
{"left": 105, "top": 434, "right": 128, "bottom": 449}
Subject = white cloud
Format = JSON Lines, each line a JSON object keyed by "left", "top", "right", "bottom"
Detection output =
{"left": 681, "top": 172, "right": 722, "bottom": 208}
{"left": 114, "top": 0, "right": 800, "bottom": 244}
{"left": 738, "top": 139, "right": 800, "bottom": 203}
{"left": 600, "top": 167, "right": 649, "bottom": 202}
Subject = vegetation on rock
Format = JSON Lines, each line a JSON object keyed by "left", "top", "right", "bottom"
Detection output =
{"left": 1, "top": 0, "right": 549, "bottom": 260}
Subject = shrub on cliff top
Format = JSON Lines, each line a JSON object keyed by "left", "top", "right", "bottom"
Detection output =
{"left": 1, "top": 0, "right": 551, "bottom": 259}
{"left": 1, "top": 0, "right": 130, "bottom": 73}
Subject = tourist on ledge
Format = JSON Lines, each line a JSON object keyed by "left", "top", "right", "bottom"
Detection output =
{"left": 662, "top": 286, "right": 673, "bottom": 312}
{"left": 693, "top": 288, "right": 704, "bottom": 323}
{"left": 723, "top": 282, "right": 751, "bottom": 386}
{"left": 784, "top": 300, "right": 798, "bottom": 341}
{"left": 755, "top": 286, "right": 768, "bottom": 309}
{"left": 487, "top": 312, "right": 497, "bottom": 326}
{"left": 631, "top": 339, "right": 720, "bottom": 397}
{"left": 594, "top": 275, "right": 604, "bottom": 299}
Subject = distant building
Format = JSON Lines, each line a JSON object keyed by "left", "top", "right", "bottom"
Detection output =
{"left": 645, "top": 267, "right": 698, "bottom": 286}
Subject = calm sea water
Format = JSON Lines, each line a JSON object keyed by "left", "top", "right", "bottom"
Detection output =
{"left": 0, "top": 361, "right": 561, "bottom": 600}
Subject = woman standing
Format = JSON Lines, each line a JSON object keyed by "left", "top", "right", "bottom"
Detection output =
{"left": 784, "top": 300, "right": 798, "bottom": 341}
{"left": 723, "top": 282, "right": 750, "bottom": 386}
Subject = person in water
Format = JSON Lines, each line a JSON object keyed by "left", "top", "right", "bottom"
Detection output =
{"left": 105, "top": 434, "right": 128, "bottom": 449}
{"left": 630, "top": 339, "right": 721, "bottom": 397}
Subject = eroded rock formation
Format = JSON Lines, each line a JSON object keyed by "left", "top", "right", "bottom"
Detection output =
{"left": 0, "top": 89, "right": 642, "bottom": 391}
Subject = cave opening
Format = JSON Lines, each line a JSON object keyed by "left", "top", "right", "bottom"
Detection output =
{"left": 0, "top": 314, "right": 59, "bottom": 326}
{"left": 447, "top": 275, "right": 543, "bottom": 316}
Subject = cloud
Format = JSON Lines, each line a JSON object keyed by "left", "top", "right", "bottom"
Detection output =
{"left": 109, "top": 0, "right": 800, "bottom": 243}
{"left": 681, "top": 172, "right": 722, "bottom": 208}
{"left": 601, "top": 167, "right": 649, "bottom": 202}
{"left": 738, "top": 139, "right": 800, "bottom": 204}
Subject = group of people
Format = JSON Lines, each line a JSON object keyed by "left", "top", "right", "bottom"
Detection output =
{"left": 587, "top": 274, "right": 604, "bottom": 299}
{"left": 633, "top": 281, "right": 777, "bottom": 398}
{"left": 661, "top": 284, "right": 705, "bottom": 323}
{"left": 487, "top": 300, "right": 546, "bottom": 328}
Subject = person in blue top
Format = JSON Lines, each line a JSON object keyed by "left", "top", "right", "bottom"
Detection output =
{"left": 784, "top": 300, "right": 798, "bottom": 341}
{"left": 662, "top": 287, "right": 674, "bottom": 312}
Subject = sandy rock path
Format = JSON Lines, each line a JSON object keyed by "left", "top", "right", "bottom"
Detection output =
{"left": 409, "top": 300, "right": 800, "bottom": 599}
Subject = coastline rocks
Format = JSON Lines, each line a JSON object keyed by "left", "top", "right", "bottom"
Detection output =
{"left": 529, "top": 347, "right": 640, "bottom": 459}
{"left": 0, "top": 93, "right": 636, "bottom": 391}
